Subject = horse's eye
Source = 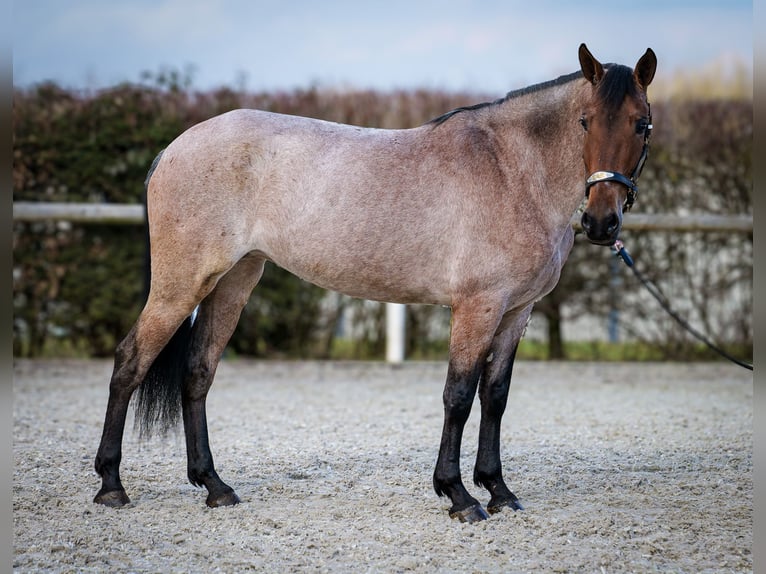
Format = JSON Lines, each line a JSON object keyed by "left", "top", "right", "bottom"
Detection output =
{"left": 635, "top": 119, "right": 650, "bottom": 134}
{"left": 579, "top": 117, "right": 588, "bottom": 131}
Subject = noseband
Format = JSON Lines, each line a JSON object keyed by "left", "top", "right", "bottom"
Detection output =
{"left": 584, "top": 106, "right": 652, "bottom": 212}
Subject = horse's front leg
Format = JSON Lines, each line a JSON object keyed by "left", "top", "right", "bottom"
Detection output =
{"left": 473, "top": 307, "right": 532, "bottom": 514}
{"left": 433, "top": 298, "right": 504, "bottom": 523}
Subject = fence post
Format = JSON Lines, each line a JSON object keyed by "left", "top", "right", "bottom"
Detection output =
{"left": 385, "top": 302, "right": 406, "bottom": 363}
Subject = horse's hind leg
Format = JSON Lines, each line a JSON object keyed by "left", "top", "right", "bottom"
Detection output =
{"left": 473, "top": 307, "right": 532, "bottom": 514}
{"left": 94, "top": 295, "right": 199, "bottom": 507}
{"left": 181, "top": 254, "right": 265, "bottom": 507}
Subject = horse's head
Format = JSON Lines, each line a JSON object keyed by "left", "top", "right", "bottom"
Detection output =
{"left": 577, "top": 43, "right": 657, "bottom": 245}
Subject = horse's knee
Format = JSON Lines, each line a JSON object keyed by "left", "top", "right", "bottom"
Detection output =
{"left": 478, "top": 378, "right": 511, "bottom": 417}
{"left": 442, "top": 382, "right": 475, "bottom": 420}
{"left": 478, "top": 346, "right": 518, "bottom": 413}
{"left": 443, "top": 356, "right": 484, "bottom": 416}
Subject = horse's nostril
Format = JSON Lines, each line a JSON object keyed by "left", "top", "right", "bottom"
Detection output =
{"left": 605, "top": 213, "right": 620, "bottom": 234}
{"left": 581, "top": 212, "right": 592, "bottom": 231}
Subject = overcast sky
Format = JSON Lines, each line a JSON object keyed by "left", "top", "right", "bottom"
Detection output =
{"left": 13, "top": 0, "right": 752, "bottom": 95}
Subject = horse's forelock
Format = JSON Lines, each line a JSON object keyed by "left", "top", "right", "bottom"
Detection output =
{"left": 597, "top": 64, "right": 642, "bottom": 112}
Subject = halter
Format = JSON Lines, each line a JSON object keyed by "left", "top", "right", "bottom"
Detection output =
{"left": 584, "top": 105, "right": 652, "bottom": 212}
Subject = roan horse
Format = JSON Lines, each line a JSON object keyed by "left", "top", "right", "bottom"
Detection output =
{"left": 94, "top": 44, "right": 656, "bottom": 522}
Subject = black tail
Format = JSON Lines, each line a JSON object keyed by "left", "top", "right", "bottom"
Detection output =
{"left": 134, "top": 315, "right": 194, "bottom": 438}
{"left": 132, "top": 149, "right": 194, "bottom": 438}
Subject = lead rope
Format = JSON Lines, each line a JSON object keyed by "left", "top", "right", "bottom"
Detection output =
{"left": 611, "top": 240, "right": 753, "bottom": 371}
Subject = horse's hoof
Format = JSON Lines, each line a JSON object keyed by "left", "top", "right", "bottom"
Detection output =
{"left": 206, "top": 489, "right": 240, "bottom": 508}
{"left": 93, "top": 488, "right": 130, "bottom": 508}
{"left": 449, "top": 503, "right": 489, "bottom": 523}
{"left": 487, "top": 495, "right": 524, "bottom": 514}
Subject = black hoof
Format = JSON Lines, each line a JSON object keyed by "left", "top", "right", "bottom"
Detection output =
{"left": 93, "top": 488, "right": 130, "bottom": 508}
{"left": 487, "top": 494, "right": 524, "bottom": 514}
{"left": 449, "top": 503, "right": 490, "bottom": 523}
{"left": 206, "top": 489, "right": 240, "bottom": 508}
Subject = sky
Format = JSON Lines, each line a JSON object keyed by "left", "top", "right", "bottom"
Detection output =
{"left": 12, "top": 0, "right": 753, "bottom": 96}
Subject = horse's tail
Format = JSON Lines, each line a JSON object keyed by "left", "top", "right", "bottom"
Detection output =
{"left": 134, "top": 316, "right": 193, "bottom": 438}
{"left": 133, "top": 149, "right": 194, "bottom": 439}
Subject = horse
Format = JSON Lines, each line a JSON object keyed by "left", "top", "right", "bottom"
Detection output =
{"left": 94, "top": 43, "right": 656, "bottom": 523}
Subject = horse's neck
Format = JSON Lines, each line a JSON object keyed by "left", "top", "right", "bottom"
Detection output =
{"left": 494, "top": 79, "right": 589, "bottom": 229}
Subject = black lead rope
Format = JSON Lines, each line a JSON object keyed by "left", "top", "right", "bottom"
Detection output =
{"left": 611, "top": 240, "right": 753, "bottom": 371}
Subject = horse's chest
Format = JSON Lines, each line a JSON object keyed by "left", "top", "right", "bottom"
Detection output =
{"left": 509, "top": 225, "right": 574, "bottom": 303}
{"left": 537, "top": 227, "right": 574, "bottom": 294}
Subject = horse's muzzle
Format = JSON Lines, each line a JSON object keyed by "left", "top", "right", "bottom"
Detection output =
{"left": 580, "top": 210, "right": 621, "bottom": 246}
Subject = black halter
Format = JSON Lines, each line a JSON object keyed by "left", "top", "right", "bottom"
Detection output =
{"left": 584, "top": 106, "right": 652, "bottom": 212}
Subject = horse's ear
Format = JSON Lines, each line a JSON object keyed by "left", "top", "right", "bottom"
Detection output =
{"left": 578, "top": 43, "right": 604, "bottom": 85}
{"left": 634, "top": 48, "right": 657, "bottom": 90}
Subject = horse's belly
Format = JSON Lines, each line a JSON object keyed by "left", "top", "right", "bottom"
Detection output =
{"left": 268, "top": 250, "right": 452, "bottom": 306}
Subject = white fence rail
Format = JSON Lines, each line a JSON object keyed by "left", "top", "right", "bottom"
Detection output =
{"left": 13, "top": 201, "right": 754, "bottom": 233}
{"left": 13, "top": 202, "right": 753, "bottom": 362}
{"left": 13, "top": 202, "right": 145, "bottom": 224}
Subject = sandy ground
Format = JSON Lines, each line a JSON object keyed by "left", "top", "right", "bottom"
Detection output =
{"left": 13, "top": 359, "right": 752, "bottom": 573}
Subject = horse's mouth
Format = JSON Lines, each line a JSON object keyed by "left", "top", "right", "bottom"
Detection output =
{"left": 586, "top": 235, "right": 618, "bottom": 247}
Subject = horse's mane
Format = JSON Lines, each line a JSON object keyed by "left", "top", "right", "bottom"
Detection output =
{"left": 503, "top": 69, "right": 584, "bottom": 101}
{"left": 428, "top": 63, "right": 632, "bottom": 127}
